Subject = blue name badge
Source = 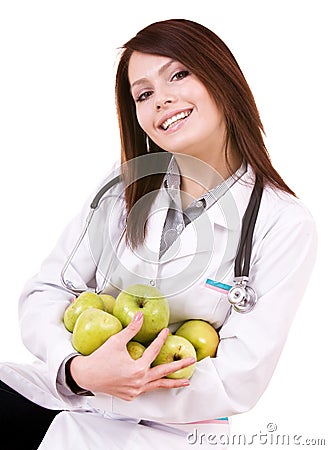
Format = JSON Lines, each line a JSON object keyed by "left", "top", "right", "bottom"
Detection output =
{"left": 205, "top": 278, "right": 232, "bottom": 294}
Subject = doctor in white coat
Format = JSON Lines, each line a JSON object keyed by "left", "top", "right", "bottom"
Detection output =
{"left": 0, "top": 19, "right": 317, "bottom": 449}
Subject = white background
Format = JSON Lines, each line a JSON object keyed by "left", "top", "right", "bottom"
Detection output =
{"left": 0, "top": 0, "right": 328, "bottom": 445}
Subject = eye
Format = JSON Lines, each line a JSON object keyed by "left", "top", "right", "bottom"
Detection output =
{"left": 135, "top": 90, "right": 153, "bottom": 102}
{"left": 171, "top": 70, "right": 190, "bottom": 81}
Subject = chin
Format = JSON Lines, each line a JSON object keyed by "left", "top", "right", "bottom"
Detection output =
{"left": 170, "top": 147, "right": 204, "bottom": 161}
{"left": 153, "top": 134, "right": 193, "bottom": 154}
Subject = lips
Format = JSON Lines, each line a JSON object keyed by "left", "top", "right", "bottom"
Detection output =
{"left": 159, "top": 109, "right": 192, "bottom": 131}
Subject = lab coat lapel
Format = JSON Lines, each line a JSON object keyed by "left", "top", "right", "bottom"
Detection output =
{"left": 207, "top": 164, "right": 255, "bottom": 230}
{"left": 159, "top": 186, "right": 238, "bottom": 262}
{"left": 106, "top": 187, "right": 170, "bottom": 290}
{"left": 143, "top": 186, "right": 172, "bottom": 256}
{"left": 160, "top": 165, "right": 255, "bottom": 264}
{"left": 138, "top": 165, "right": 255, "bottom": 263}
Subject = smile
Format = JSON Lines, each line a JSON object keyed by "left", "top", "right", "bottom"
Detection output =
{"left": 160, "top": 109, "right": 192, "bottom": 131}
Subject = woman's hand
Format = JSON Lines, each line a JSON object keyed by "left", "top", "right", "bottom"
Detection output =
{"left": 69, "top": 312, "right": 196, "bottom": 401}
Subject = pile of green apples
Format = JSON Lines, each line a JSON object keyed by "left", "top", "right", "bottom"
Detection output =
{"left": 63, "top": 284, "right": 220, "bottom": 380}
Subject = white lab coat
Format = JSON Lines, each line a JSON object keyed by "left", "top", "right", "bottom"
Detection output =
{"left": 0, "top": 163, "right": 317, "bottom": 449}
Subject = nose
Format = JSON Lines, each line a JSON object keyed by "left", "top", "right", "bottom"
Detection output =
{"left": 156, "top": 99, "right": 172, "bottom": 110}
{"left": 154, "top": 87, "right": 177, "bottom": 110}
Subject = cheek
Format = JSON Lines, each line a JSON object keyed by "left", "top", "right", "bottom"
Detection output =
{"left": 201, "top": 96, "right": 224, "bottom": 128}
{"left": 135, "top": 106, "right": 152, "bottom": 134}
{"left": 191, "top": 82, "right": 219, "bottom": 114}
{"left": 135, "top": 109, "right": 144, "bottom": 130}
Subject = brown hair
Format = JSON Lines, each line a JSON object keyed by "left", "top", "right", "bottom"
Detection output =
{"left": 115, "top": 18, "right": 295, "bottom": 249}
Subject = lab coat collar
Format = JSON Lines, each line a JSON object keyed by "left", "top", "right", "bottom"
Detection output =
{"left": 205, "top": 163, "right": 255, "bottom": 230}
{"left": 163, "top": 156, "right": 248, "bottom": 217}
{"left": 142, "top": 163, "right": 256, "bottom": 263}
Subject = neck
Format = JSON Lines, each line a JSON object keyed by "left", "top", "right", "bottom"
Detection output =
{"left": 174, "top": 147, "right": 242, "bottom": 208}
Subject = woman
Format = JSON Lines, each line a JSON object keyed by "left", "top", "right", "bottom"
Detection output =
{"left": 0, "top": 19, "right": 317, "bottom": 449}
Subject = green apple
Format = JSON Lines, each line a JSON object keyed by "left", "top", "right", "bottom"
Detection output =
{"left": 152, "top": 335, "right": 196, "bottom": 379}
{"left": 99, "top": 294, "right": 116, "bottom": 314}
{"left": 127, "top": 341, "right": 146, "bottom": 360}
{"left": 72, "top": 308, "right": 122, "bottom": 355}
{"left": 113, "top": 284, "right": 170, "bottom": 344}
{"left": 175, "top": 319, "right": 220, "bottom": 361}
{"left": 63, "top": 291, "right": 105, "bottom": 332}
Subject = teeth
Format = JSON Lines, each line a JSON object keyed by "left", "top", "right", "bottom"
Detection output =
{"left": 161, "top": 110, "right": 191, "bottom": 130}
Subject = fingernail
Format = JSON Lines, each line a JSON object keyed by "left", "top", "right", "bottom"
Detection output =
{"left": 133, "top": 311, "right": 143, "bottom": 321}
{"left": 182, "top": 380, "right": 190, "bottom": 386}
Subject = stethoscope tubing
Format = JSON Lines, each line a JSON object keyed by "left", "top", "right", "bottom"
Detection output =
{"left": 234, "top": 177, "right": 263, "bottom": 279}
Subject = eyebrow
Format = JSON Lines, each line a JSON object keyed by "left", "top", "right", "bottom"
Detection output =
{"left": 130, "top": 59, "right": 176, "bottom": 90}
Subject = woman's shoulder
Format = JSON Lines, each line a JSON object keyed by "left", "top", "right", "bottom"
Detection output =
{"left": 260, "top": 183, "right": 316, "bottom": 238}
{"left": 263, "top": 183, "right": 313, "bottom": 218}
{"left": 237, "top": 164, "right": 315, "bottom": 227}
{"left": 93, "top": 160, "right": 125, "bottom": 198}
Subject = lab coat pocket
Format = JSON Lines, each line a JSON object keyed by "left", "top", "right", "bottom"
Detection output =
{"left": 169, "top": 277, "right": 231, "bottom": 326}
{"left": 203, "top": 278, "right": 233, "bottom": 327}
{"left": 192, "top": 278, "right": 231, "bottom": 328}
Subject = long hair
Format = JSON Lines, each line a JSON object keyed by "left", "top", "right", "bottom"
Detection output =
{"left": 115, "top": 18, "right": 295, "bottom": 249}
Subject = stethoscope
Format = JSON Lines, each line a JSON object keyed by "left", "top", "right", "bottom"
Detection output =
{"left": 227, "top": 177, "right": 263, "bottom": 313}
{"left": 60, "top": 173, "right": 263, "bottom": 314}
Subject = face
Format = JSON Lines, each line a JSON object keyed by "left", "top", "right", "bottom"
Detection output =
{"left": 128, "top": 52, "right": 227, "bottom": 160}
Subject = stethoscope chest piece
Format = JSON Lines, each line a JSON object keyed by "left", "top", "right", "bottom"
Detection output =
{"left": 228, "top": 277, "right": 258, "bottom": 314}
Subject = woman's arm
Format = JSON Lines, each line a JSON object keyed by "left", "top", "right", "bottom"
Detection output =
{"left": 18, "top": 174, "right": 195, "bottom": 401}
{"left": 69, "top": 313, "right": 195, "bottom": 400}
{"left": 18, "top": 196, "right": 100, "bottom": 395}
